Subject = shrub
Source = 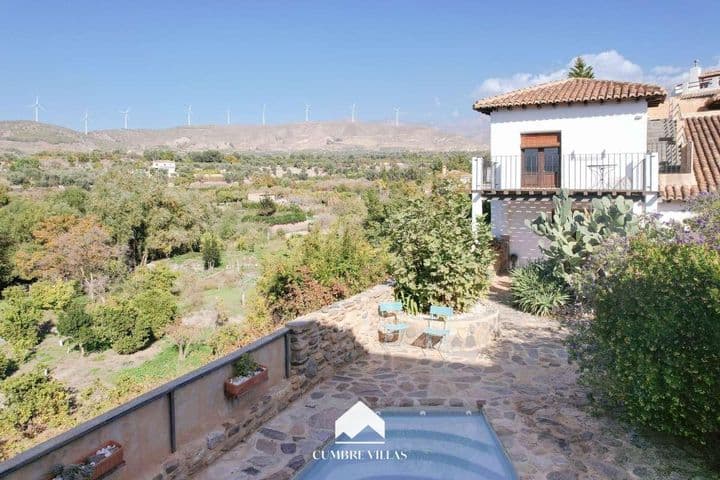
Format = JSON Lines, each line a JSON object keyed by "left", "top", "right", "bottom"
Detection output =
{"left": 29, "top": 280, "right": 78, "bottom": 312}
{"left": 257, "top": 226, "right": 387, "bottom": 323}
{"left": 571, "top": 239, "right": 720, "bottom": 443}
{"left": 387, "top": 179, "right": 494, "bottom": 313}
{"left": 92, "top": 266, "right": 178, "bottom": 354}
{"left": 510, "top": 261, "right": 569, "bottom": 316}
{"left": 207, "top": 324, "right": 248, "bottom": 356}
{"left": 92, "top": 300, "right": 151, "bottom": 355}
{"left": 256, "top": 197, "right": 277, "bottom": 217}
{"left": 215, "top": 187, "right": 245, "bottom": 204}
{"left": 0, "top": 286, "right": 43, "bottom": 360}
{"left": 123, "top": 266, "right": 178, "bottom": 339}
{"left": 0, "top": 351, "right": 17, "bottom": 380}
{"left": 680, "top": 192, "right": 720, "bottom": 251}
{"left": 57, "top": 299, "right": 100, "bottom": 355}
{"left": 201, "top": 232, "right": 222, "bottom": 269}
{"left": 0, "top": 368, "right": 72, "bottom": 436}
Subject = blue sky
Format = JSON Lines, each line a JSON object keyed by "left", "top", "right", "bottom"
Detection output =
{"left": 0, "top": 0, "right": 718, "bottom": 132}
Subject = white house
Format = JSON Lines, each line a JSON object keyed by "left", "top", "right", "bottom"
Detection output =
{"left": 470, "top": 78, "right": 666, "bottom": 265}
{"left": 150, "top": 160, "right": 176, "bottom": 176}
{"left": 657, "top": 62, "right": 720, "bottom": 220}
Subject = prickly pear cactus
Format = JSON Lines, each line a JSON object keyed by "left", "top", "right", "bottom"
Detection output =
{"left": 526, "top": 190, "right": 638, "bottom": 283}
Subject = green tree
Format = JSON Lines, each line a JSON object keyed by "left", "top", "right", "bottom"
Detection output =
{"left": 387, "top": 179, "right": 495, "bottom": 313}
{"left": 0, "top": 286, "right": 43, "bottom": 360}
{"left": 91, "top": 266, "right": 178, "bottom": 354}
{"left": 201, "top": 232, "right": 222, "bottom": 269}
{"left": 89, "top": 168, "right": 212, "bottom": 265}
{"left": 568, "top": 57, "right": 595, "bottom": 78}
{"left": 57, "top": 299, "right": 98, "bottom": 355}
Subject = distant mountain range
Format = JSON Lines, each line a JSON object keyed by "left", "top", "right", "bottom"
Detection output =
{"left": 0, "top": 120, "right": 487, "bottom": 154}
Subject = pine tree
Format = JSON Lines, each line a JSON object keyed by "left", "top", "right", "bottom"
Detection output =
{"left": 568, "top": 57, "right": 595, "bottom": 78}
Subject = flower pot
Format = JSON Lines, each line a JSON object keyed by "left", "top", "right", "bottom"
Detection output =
{"left": 224, "top": 365, "right": 268, "bottom": 398}
{"left": 85, "top": 441, "right": 123, "bottom": 479}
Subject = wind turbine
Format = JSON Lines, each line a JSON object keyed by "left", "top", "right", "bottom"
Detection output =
{"left": 226, "top": 108, "right": 231, "bottom": 125}
{"left": 262, "top": 104, "right": 266, "bottom": 126}
{"left": 119, "top": 108, "right": 130, "bottom": 130}
{"left": 394, "top": 107, "right": 400, "bottom": 127}
{"left": 29, "top": 96, "right": 44, "bottom": 122}
{"left": 351, "top": 104, "right": 356, "bottom": 123}
{"left": 186, "top": 105, "right": 192, "bottom": 126}
{"left": 305, "top": 104, "right": 311, "bottom": 122}
{"left": 82, "top": 110, "right": 89, "bottom": 135}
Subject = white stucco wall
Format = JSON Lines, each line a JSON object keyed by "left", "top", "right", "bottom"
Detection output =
{"left": 490, "top": 101, "right": 648, "bottom": 155}
{"left": 657, "top": 200, "right": 694, "bottom": 223}
{"left": 489, "top": 102, "right": 649, "bottom": 191}
{"left": 490, "top": 200, "right": 552, "bottom": 265}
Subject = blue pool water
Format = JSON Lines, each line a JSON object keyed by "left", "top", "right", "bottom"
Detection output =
{"left": 294, "top": 410, "right": 518, "bottom": 480}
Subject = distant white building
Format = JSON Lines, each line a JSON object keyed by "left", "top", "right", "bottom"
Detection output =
{"left": 150, "top": 160, "right": 176, "bottom": 176}
{"left": 471, "top": 78, "right": 666, "bottom": 265}
{"left": 674, "top": 60, "right": 720, "bottom": 95}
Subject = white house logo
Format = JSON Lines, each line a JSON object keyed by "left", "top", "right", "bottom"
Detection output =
{"left": 334, "top": 401, "right": 385, "bottom": 444}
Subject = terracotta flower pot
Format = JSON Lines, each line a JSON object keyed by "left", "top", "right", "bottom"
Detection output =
{"left": 224, "top": 365, "right": 268, "bottom": 398}
{"left": 83, "top": 441, "right": 123, "bottom": 479}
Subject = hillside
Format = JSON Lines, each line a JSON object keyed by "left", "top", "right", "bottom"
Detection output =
{"left": 0, "top": 121, "right": 486, "bottom": 153}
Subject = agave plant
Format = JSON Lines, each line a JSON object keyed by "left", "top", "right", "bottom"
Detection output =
{"left": 510, "top": 261, "right": 569, "bottom": 316}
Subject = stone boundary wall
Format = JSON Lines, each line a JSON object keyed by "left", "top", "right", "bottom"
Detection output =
{"left": 0, "top": 285, "right": 392, "bottom": 480}
{"left": 287, "top": 285, "right": 392, "bottom": 394}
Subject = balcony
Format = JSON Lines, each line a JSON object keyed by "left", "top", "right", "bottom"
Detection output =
{"left": 471, "top": 152, "right": 659, "bottom": 195}
{"left": 675, "top": 77, "right": 720, "bottom": 95}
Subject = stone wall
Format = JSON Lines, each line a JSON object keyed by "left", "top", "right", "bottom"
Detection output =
{"left": 287, "top": 285, "right": 393, "bottom": 394}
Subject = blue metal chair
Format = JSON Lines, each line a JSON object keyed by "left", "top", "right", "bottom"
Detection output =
{"left": 378, "top": 301, "right": 408, "bottom": 344}
{"left": 424, "top": 305, "right": 452, "bottom": 352}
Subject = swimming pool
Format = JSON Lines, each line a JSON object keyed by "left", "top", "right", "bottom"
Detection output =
{"left": 294, "top": 410, "right": 518, "bottom": 480}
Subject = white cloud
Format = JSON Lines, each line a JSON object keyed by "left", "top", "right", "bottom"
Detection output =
{"left": 471, "top": 50, "right": 719, "bottom": 99}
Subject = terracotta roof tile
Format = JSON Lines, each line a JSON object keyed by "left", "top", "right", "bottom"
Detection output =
{"left": 661, "top": 115, "right": 720, "bottom": 200}
{"left": 473, "top": 78, "right": 667, "bottom": 114}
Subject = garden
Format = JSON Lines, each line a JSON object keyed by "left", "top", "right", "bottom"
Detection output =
{"left": 0, "top": 149, "right": 482, "bottom": 460}
{"left": 510, "top": 190, "right": 720, "bottom": 468}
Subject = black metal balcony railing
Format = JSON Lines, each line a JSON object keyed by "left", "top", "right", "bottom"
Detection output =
{"left": 471, "top": 153, "right": 659, "bottom": 193}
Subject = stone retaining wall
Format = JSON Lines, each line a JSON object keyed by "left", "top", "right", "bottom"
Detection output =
{"left": 287, "top": 285, "right": 392, "bottom": 394}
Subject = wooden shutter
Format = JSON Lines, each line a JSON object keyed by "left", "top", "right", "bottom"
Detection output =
{"left": 521, "top": 132, "right": 560, "bottom": 149}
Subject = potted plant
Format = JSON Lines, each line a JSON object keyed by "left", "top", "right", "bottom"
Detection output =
{"left": 51, "top": 441, "right": 124, "bottom": 480}
{"left": 224, "top": 353, "right": 268, "bottom": 398}
{"left": 50, "top": 464, "right": 94, "bottom": 480}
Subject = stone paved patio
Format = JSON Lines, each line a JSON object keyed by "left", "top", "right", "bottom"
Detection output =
{"left": 192, "top": 279, "right": 712, "bottom": 480}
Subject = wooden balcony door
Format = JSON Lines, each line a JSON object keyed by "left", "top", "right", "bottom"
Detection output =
{"left": 521, "top": 132, "right": 561, "bottom": 188}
